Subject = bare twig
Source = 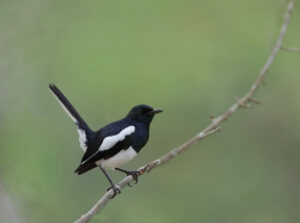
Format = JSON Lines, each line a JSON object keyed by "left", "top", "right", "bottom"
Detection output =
{"left": 74, "top": 127, "right": 220, "bottom": 223}
{"left": 74, "top": 1, "right": 295, "bottom": 222}
{"left": 249, "top": 97, "right": 262, "bottom": 105}
{"left": 281, "top": 46, "right": 300, "bottom": 53}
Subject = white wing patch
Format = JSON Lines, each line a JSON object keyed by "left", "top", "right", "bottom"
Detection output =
{"left": 96, "top": 147, "right": 137, "bottom": 169}
{"left": 81, "top": 125, "right": 135, "bottom": 165}
{"left": 99, "top": 126, "right": 135, "bottom": 151}
{"left": 78, "top": 129, "right": 87, "bottom": 152}
{"left": 51, "top": 92, "right": 77, "bottom": 123}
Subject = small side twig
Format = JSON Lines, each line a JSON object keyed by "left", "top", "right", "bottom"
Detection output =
{"left": 249, "top": 98, "right": 262, "bottom": 105}
{"left": 280, "top": 46, "right": 300, "bottom": 53}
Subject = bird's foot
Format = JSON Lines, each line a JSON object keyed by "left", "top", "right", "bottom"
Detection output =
{"left": 115, "top": 168, "right": 140, "bottom": 187}
{"left": 125, "top": 170, "right": 140, "bottom": 187}
{"left": 107, "top": 184, "right": 121, "bottom": 198}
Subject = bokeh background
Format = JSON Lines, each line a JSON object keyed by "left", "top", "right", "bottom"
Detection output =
{"left": 0, "top": 0, "right": 299, "bottom": 222}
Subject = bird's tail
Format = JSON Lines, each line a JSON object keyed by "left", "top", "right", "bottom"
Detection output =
{"left": 74, "top": 163, "right": 97, "bottom": 175}
{"left": 49, "top": 83, "right": 95, "bottom": 150}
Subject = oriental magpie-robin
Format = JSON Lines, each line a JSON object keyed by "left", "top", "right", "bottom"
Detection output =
{"left": 49, "top": 84, "right": 162, "bottom": 197}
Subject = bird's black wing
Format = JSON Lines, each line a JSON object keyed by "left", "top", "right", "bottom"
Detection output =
{"left": 74, "top": 124, "right": 135, "bottom": 174}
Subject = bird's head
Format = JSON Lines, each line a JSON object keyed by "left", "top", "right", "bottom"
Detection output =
{"left": 127, "top": 104, "right": 163, "bottom": 124}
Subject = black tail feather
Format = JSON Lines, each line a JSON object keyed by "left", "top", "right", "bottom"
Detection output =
{"left": 75, "top": 163, "right": 97, "bottom": 175}
{"left": 49, "top": 83, "right": 89, "bottom": 128}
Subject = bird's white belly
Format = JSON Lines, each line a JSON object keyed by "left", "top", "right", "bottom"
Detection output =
{"left": 96, "top": 147, "right": 137, "bottom": 169}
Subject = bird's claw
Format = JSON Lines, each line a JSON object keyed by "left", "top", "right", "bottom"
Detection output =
{"left": 127, "top": 171, "right": 140, "bottom": 187}
{"left": 107, "top": 184, "right": 121, "bottom": 198}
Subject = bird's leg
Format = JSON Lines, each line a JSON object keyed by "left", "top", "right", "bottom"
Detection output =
{"left": 99, "top": 166, "right": 121, "bottom": 198}
{"left": 115, "top": 167, "right": 140, "bottom": 187}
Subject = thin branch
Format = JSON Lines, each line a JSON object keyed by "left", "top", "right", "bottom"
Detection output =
{"left": 280, "top": 46, "right": 300, "bottom": 53}
{"left": 74, "top": 1, "right": 295, "bottom": 222}
{"left": 74, "top": 127, "right": 220, "bottom": 223}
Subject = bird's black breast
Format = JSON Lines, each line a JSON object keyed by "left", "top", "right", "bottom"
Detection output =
{"left": 131, "top": 123, "right": 149, "bottom": 153}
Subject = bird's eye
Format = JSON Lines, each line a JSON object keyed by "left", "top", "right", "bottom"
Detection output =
{"left": 137, "top": 108, "right": 143, "bottom": 113}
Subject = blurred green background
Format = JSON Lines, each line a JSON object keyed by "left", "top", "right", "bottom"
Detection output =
{"left": 0, "top": 0, "right": 299, "bottom": 222}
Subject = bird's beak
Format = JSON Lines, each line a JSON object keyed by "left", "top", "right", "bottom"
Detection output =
{"left": 147, "top": 109, "right": 163, "bottom": 115}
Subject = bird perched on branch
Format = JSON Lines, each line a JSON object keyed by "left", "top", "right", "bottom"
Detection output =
{"left": 49, "top": 84, "right": 162, "bottom": 198}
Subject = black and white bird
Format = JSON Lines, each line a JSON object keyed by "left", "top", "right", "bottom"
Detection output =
{"left": 49, "top": 83, "right": 162, "bottom": 197}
